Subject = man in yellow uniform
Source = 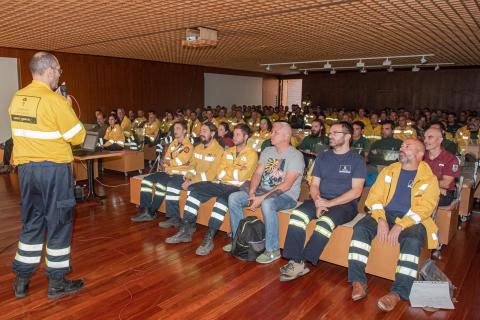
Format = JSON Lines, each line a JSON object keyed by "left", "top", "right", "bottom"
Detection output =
{"left": 167, "top": 124, "right": 258, "bottom": 255}
{"left": 364, "top": 112, "right": 382, "bottom": 142}
{"left": 117, "top": 108, "right": 132, "bottom": 138}
{"left": 9, "top": 52, "right": 86, "bottom": 299}
{"left": 187, "top": 111, "right": 202, "bottom": 140}
{"left": 165, "top": 122, "right": 225, "bottom": 243}
{"left": 353, "top": 108, "right": 371, "bottom": 128}
{"left": 348, "top": 138, "right": 439, "bottom": 312}
{"left": 204, "top": 109, "right": 219, "bottom": 127}
{"left": 144, "top": 111, "right": 161, "bottom": 145}
{"left": 394, "top": 115, "right": 417, "bottom": 141}
{"left": 132, "top": 110, "right": 147, "bottom": 130}
{"left": 455, "top": 118, "right": 479, "bottom": 154}
{"left": 131, "top": 121, "right": 194, "bottom": 222}
{"left": 228, "top": 110, "right": 246, "bottom": 130}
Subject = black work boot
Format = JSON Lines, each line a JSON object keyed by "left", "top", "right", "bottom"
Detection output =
{"left": 131, "top": 208, "right": 157, "bottom": 222}
{"left": 195, "top": 228, "right": 217, "bottom": 256}
{"left": 158, "top": 216, "right": 181, "bottom": 228}
{"left": 165, "top": 222, "right": 195, "bottom": 244}
{"left": 48, "top": 277, "right": 84, "bottom": 299}
{"left": 13, "top": 276, "right": 30, "bottom": 298}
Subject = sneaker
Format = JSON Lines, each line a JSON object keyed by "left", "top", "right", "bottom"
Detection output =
{"left": 279, "top": 260, "right": 310, "bottom": 281}
{"left": 256, "top": 249, "right": 281, "bottom": 264}
{"left": 165, "top": 222, "right": 194, "bottom": 244}
{"left": 130, "top": 209, "right": 157, "bottom": 222}
{"left": 13, "top": 276, "right": 29, "bottom": 298}
{"left": 222, "top": 243, "right": 232, "bottom": 253}
{"left": 158, "top": 217, "right": 181, "bottom": 228}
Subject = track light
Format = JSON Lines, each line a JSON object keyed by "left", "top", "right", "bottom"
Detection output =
{"left": 412, "top": 65, "right": 420, "bottom": 72}
{"left": 382, "top": 58, "right": 392, "bottom": 66}
{"left": 387, "top": 66, "right": 394, "bottom": 72}
{"left": 356, "top": 60, "right": 365, "bottom": 68}
{"left": 330, "top": 68, "right": 336, "bottom": 75}
{"left": 420, "top": 56, "right": 427, "bottom": 64}
{"left": 324, "top": 61, "right": 332, "bottom": 69}
{"left": 434, "top": 64, "right": 440, "bottom": 71}
{"left": 289, "top": 64, "right": 297, "bottom": 70}
{"left": 265, "top": 65, "right": 272, "bottom": 71}
{"left": 303, "top": 70, "right": 308, "bottom": 75}
{"left": 360, "top": 67, "right": 367, "bottom": 73}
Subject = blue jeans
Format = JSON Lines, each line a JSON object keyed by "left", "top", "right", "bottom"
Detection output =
{"left": 228, "top": 191, "right": 297, "bottom": 252}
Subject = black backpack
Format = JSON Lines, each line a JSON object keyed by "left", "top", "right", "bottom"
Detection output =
{"left": 231, "top": 216, "right": 266, "bottom": 261}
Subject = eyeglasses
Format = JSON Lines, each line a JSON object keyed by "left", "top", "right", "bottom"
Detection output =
{"left": 328, "top": 131, "right": 348, "bottom": 136}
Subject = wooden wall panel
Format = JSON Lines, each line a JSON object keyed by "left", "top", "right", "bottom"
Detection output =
{"left": 0, "top": 47, "right": 268, "bottom": 123}
{"left": 298, "top": 68, "right": 480, "bottom": 114}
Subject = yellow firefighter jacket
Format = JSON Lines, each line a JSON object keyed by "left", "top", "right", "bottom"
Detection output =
{"left": 185, "top": 139, "right": 224, "bottom": 183}
{"left": 216, "top": 145, "right": 258, "bottom": 186}
{"left": 163, "top": 138, "right": 194, "bottom": 176}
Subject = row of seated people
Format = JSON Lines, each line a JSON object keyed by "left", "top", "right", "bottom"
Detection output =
{"left": 91, "top": 104, "right": 460, "bottom": 208}
{"left": 92, "top": 105, "right": 479, "bottom": 160}
{"left": 130, "top": 119, "right": 446, "bottom": 313}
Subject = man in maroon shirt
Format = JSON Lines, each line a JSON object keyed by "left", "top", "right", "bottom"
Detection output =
{"left": 423, "top": 127, "right": 459, "bottom": 206}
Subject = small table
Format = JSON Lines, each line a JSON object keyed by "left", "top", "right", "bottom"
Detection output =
{"left": 74, "top": 151, "right": 124, "bottom": 202}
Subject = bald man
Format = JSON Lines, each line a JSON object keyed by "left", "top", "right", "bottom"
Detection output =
{"left": 226, "top": 122, "right": 305, "bottom": 263}
{"left": 424, "top": 127, "right": 459, "bottom": 206}
{"left": 348, "top": 138, "right": 440, "bottom": 312}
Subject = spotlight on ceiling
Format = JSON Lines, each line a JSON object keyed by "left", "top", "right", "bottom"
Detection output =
{"left": 360, "top": 67, "right": 367, "bottom": 73}
{"left": 412, "top": 65, "right": 420, "bottom": 72}
{"left": 420, "top": 56, "right": 427, "bottom": 64}
{"left": 303, "top": 70, "right": 308, "bottom": 75}
{"left": 356, "top": 60, "right": 365, "bottom": 68}
{"left": 382, "top": 58, "right": 392, "bottom": 66}
{"left": 387, "top": 66, "right": 394, "bottom": 72}
{"left": 324, "top": 61, "right": 332, "bottom": 69}
{"left": 330, "top": 68, "right": 336, "bottom": 75}
{"left": 265, "top": 64, "right": 272, "bottom": 71}
{"left": 289, "top": 64, "right": 297, "bottom": 70}
{"left": 434, "top": 64, "right": 440, "bottom": 71}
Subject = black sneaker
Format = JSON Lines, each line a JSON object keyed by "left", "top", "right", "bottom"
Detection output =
{"left": 13, "top": 276, "right": 29, "bottom": 298}
{"left": 48, "top": 277, "right": 84, "bottom": 299}
{"left": 131, "top": 209, "right": 157, "bottom": 222}
{"left": 158, "top": 217, "right": 181, "bottom": 228}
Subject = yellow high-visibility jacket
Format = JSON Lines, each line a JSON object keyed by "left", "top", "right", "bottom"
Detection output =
{"left": 163, "top": 138, "right": 194, "bottom": 176}
{"left": 161, "top": 119, "right": 174, "bottom": 133}
{"left": 216, "top": 145, "right": 258, "bottom": 186}
{"left": 120, "top": 116, "right": 132, "bottom": 137}
{"left": 228, "top": 118, "right": 246, "bottom": 131}
{"left": 364, "top": 124, "right": 382, "bottom": 142}
{"left": 145, "top": 120, "right": 160, "bottom": 142}
{"left": 455, "top": 126, "right": 470, "bottom": 153}
{"left": 268, "top": 114, "right": 279, "bottom": 122}
{"left": 393, "top": 126, "right": 417, "bottom": 141}
{"left": 204, "top": 118, "right": 219, "bottom": 127}
{"left": 215, "top": 117, "right": 229, "bottom": 125}
{"left": 185, "top": 139, "right": 224, "bottom": 183}
{"left": 132, "top": 116, "right": 146, "bottom": 129}
{"left": 188, "top": 119, "right": 202, "bottom": 138}
{"left": 247, "top": 130, "right": 271, "bottom": 152}
{"left": 104, "top": 124, "right": 125, "bottom": 147}
{"left": 353, "top": 117, "right": 371, "bottom": 128}
{"left": 366, "top": 161, "right": 440, "bottom": 249}
{"left": 8, "top": 80, "right": 86, "bottom": 165}
{"left": 304, "top": 114, "right": 316, "bottom": 127}
{"left": 247, "top": 118, "right": 261, "bottom": 132}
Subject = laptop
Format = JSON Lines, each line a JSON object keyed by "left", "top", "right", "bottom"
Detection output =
{"left": 72, "top": 131, "right": 99, "bottom": 156}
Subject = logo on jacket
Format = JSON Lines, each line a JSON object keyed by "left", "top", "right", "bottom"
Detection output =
{"left": 408, "top": 180, "right": 414, "bottom": 188}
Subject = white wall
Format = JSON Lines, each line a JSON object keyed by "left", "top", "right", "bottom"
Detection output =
{"left": 0, "top": 57, "right": 19, "bottom": 142}
{"left": 204, "top": 73, "right": 262, "bottom": 107}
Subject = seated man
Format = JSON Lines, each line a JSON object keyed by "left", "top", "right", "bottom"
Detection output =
{"left": 351, "top": 121, "right": 371, "bottom": 158}
{"left": 164, "top": 122, "right": 225, "bottom": 240}
{"left": 131, "top": 121, "right": 194, "bottom": 222}
{"left": 368, "top": 120, "right": 403, "bottom": 168}
{"left": 424, "top": 127, "right": 459, "bottom": 206}
{"left": 348, "top": 138, "right": 439, "bottom": 312}
{"left": 226, "top": 122, "right": 305, "bottom": 263}
{"left": 144, "top": 111, "right": 161, "bottom": 145}
{"left": 167, "top": 124, "right": 258, "bottom": 255}
{"left": 393, "top": 115, "right": 417, "bottom": 141}
{"left": 281, "top": 121, "right": 366, "bottom": 281}
{"left": 297, "top": 119, "right": 329, "bottom": 152}
{"left": 428, "top": 122, "right": 457, "bottom": 156}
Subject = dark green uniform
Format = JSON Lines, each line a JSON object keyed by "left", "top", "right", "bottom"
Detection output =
{"left": 298, "top": 135, "right": 329, "bottom": 152}
{"left": 368, "top": 137, "right": 403, "bottom": 166}
{"left": 442, "top": 139, "right": 457, "bottom": 156}
{"left": 351, "top": 136, "right": 371, "bottom": 157}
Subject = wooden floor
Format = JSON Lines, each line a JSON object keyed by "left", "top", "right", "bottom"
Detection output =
{"left": 0, "top": 170, "right": 479, "bottom": 320}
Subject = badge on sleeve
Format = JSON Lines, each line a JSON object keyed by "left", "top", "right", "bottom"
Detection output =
{"left": 184, "top": 146, "right": 190, "bottom": 153}
{"left": 452, "top": 164, "right": 458, "bottom": 172}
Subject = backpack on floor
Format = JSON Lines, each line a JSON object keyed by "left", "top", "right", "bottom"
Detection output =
{"left": 231, "top": 216, "right": 265, "bottom": 261}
